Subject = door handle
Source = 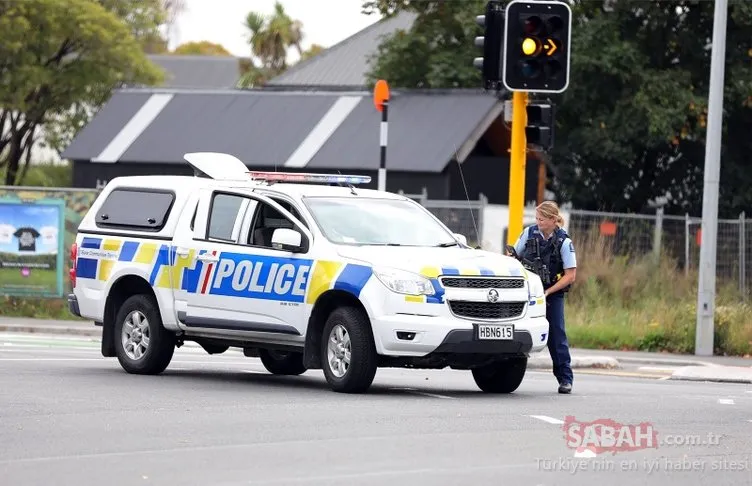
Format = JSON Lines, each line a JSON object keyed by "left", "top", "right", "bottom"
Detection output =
{"left": 197, "top": 253, "right": 218, "bottom": 263}
{"left": 175, "top": 247, "right": 190, "bottom": 257}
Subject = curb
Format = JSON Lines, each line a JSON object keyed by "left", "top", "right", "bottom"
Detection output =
{"left": 615, "top": 356, "right": 716, "bottom": 367}
{"left": 527, "top": 355, "right": 621, "bottom": 370}
{"left": 0, "top": 324, "right": 100, "bottom": 338}
{"left": 669, "top": 365, "right": 752, "bottom": 384}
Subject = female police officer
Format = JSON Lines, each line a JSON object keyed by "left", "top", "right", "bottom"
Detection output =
{"left": 510, "top": 201, "right": 577, "bottom": 394}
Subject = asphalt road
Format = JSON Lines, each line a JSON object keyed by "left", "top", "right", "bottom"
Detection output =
{"left": 1, "top": 333, "right": 751, "bottom": 486}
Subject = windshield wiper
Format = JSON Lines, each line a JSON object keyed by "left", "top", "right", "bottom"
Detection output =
{"left": 435, "top": 241, "right": 459, "bottom": 247}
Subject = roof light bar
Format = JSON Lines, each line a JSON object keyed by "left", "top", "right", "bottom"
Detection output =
{"left": 247, "top": 171, "right": 372, "bottom": 185}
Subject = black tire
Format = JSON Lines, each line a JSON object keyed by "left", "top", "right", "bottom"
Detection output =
{"left": 320, "top": 306, "right": 378, "bottom": 393}
{"left": 114, "top": 294, "right": 175, "bottom": 375}
{"left": 471, "top": 356, "right": 528, "bottom": 393}
{"left": 259, "top": 349, "right": 307, "bottom": 375}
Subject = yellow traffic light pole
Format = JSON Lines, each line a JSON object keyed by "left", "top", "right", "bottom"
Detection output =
{"left": 507, "top": 90, "right": 528, "bottom": 246}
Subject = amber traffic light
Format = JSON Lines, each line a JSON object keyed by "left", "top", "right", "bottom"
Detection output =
{"left": 502, "top": 0, "right": 572, "bottom": 93}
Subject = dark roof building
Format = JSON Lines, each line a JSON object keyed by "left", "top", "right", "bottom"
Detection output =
{"left": 146, "top": 54, "right": 242, "bottom": 89}
{"left": 265, "top": 12, "right": 418, "bottom": 89}
{"left": 61, "top": 87, "right": 540, "bottom": 204}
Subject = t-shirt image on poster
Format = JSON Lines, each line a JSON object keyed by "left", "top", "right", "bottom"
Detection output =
{"left": 13, "top": 227, "right": 41, "bottom": 252}
{"left": 39, "top": 225, "right": 58, "bottom": 246}
{"left": 0, "top": 223, "right": 14, "bottom": 244}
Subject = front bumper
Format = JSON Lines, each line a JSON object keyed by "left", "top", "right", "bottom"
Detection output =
{"left": 371, "top": 313, "right": 549, "bottom": 357}
{"left": 432, "top": 329, "right": 533, "bottom": 354}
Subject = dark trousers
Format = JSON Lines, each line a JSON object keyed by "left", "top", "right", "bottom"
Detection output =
{"left": 546, "top": 293, "right": 573, "bottom": 384}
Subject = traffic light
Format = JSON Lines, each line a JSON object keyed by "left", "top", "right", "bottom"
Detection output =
{"left": 502, "top": 0, "right": 572, "bottom": 93}
{"left": 526, "top": 102, "right": 554, "bottom": 150}
{"left": 473, "top": 1, "right": 505, "bottom": 91}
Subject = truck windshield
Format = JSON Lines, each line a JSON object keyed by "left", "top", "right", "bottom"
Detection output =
{"left": 303, "top": 196, "right": 457, "bottom": 247}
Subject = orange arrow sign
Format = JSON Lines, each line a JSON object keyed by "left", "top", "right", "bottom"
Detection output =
{"left": 545, "top": 39, "right": 557, "bottom": 56}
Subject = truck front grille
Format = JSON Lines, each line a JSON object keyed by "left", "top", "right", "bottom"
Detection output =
{"left": 448, "top": 301, "right": 526, "bottom": 320}
{"left": 440, "top": 277, "right": 525, "bottom": 289}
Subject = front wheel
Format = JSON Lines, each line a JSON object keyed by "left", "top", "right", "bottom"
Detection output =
{"left": 114, "top": 294, "right": 175, "bottom": 375}
{"left": 320, "top": 306, "right": 378, "bottom": 393}
{"left": 471, "top": 356, "right": 528, "bottom": 393}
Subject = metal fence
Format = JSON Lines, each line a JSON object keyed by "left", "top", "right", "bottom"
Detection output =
{"left": 396, "top": 191, "right": 751, "bottom": 297}
{"left": 398, "top": 188, "right": 487, "bottom": 248}
{"left": 566, "top": 208, "right": 750, "bottom": 296}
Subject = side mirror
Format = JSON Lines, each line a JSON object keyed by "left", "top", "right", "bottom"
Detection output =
{"left": 453, "top": 233, "right": 468, "bottom": 246}
{"left": 271, "top": 228, "right": 304, "bottom": 252}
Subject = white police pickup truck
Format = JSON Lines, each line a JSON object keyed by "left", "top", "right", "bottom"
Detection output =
{"left": 68, "top": 152, "right": 549, "bottom": 393}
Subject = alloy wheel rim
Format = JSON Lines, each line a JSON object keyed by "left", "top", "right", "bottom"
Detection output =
{"left": 326, "top": 324, "right": 351, "bottom": 378}
{"left": 121, "top": 310, "right": 150, "bottom": 360}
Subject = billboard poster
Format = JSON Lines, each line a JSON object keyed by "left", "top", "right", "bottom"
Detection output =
{"left": 0, "top": 197, "right": 65, "bottom": 298}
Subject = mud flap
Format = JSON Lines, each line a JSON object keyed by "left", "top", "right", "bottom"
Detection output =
{"left": 101, "top": 321, "right": 116, "bottom": 357}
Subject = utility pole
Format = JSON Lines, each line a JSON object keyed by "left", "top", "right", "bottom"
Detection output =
{"left": 507, "top": 91, "right": 528, "bottom": 245}
{"left": 696, "top": 0, "right": 728, "bottom": 356}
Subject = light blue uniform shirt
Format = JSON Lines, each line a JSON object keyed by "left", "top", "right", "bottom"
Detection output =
{"left": 513, "top": 226, "right": 577, "bottom": 269}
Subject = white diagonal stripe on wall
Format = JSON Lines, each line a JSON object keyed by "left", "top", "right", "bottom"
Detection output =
{"left": 283, "top": 96, "right": 362, "bottom": 168}
{"left": 92, "top": 93, "right": 174, "bottom": 163}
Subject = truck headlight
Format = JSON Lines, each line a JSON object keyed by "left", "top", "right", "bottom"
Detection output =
{"left": 528, "top": 273, "right": 545, "bottom": 298}
{"left": 373, "top": 267, "right": 435, "bottom": 296}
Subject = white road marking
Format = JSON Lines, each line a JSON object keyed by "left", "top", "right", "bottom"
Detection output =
{"left": 718, "top": 398, "right": 735, "bottom": 405}
{"left": 573, "top": 447, "right": 598, "bottom": 458}
{"left": 528, "top": 415, "right": 564, "bottom": 425}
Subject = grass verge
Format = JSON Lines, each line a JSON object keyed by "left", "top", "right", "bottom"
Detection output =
{"left": 564, "top": 231, "right": 752, "bottom": 357}
{"left": 0, "top": 295, "right": 85, "bottom": 321}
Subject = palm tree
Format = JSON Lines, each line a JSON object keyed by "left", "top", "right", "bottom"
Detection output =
{"left": 240, "top": 1, "right": 305, "bottom": 87}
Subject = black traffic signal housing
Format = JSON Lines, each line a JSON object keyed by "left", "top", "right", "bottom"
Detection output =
{"left": 502, "top": 0, "right": 572, "bottom": 93}
{"left": 473, "top": 1, "right": 505, "bottom": 91}
{"left": 526, "top": 102, "right": 554, "bottom": 150}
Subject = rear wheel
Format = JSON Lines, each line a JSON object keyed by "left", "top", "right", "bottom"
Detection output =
{"left": 259, "top": 349, "right": 306, "bottom": 375}
{"left": 471, "top": 356, "right": 527, "bottom": 393}
{"left": 114, "top": 294, "right": 175, "bottom": 375}
{"left": 320, "top": 306, "right": 378, "bottom": 393}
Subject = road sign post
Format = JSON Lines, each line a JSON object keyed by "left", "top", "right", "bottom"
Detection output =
{"left": 499, "top": 0, "right": 571, "bottom": 242}
{"left": 373, "top": 80, "right": 390, "bottom": 191}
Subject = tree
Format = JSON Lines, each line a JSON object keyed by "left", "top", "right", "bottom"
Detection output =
{"left": 362, "top": 0, "right": 486, "bottom": 88}
{"left": 300, "top": 43, "right": 325, "bottom": 61}
{"left": 238, "top": 1, "right": 305, "bottom": 88}
{"left": 362, "top": 0, "right": 752, "bottom": 218}
{"left": 173, "top": 41, "right": 231, "bottom": 56}
{"left": 549, "top": 1, "right": 752, "bottom": 217}
{"left": 0, "top": 0, "right": 164, "bottom": 186}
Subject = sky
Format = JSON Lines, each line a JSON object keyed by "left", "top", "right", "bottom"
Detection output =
{"left": 171, "top": 0, "right": 382, "bottom": 61}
